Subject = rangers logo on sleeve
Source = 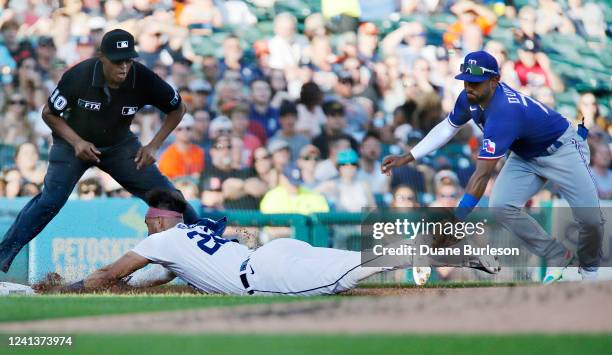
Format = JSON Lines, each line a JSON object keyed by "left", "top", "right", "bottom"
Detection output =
{"left": 482, "top": 139, "right": 496, "bottom": 154}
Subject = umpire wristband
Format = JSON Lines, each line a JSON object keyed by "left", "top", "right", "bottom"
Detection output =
{"left": 455, "top": 194, "right": 479, "bottom": 221}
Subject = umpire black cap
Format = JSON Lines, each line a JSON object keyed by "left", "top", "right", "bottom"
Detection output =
{"left": 100, "top": 29, "right": 138, "bottom": 61}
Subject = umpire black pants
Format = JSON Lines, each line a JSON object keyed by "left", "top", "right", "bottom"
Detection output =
{"left": 0, "top": 135, "right": 199, "bottom": 270}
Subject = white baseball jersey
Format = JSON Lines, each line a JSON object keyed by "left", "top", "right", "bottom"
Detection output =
{"left": 132, "top": 222, "right": 251, "bottom": 295}
{"left": 133, "top": 221, "right": 388, "bottom": 296}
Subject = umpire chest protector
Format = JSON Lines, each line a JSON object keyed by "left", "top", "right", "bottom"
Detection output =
{"left": 48, "top": 58, "right": 181, "bottom": 147}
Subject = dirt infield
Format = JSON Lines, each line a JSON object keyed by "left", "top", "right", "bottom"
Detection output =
{"left": 2, "top": 282, "right": 612, "bottom": 334}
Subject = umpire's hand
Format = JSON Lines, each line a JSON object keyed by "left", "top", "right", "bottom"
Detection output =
{"left": 74, "top": 139, "right": 101, "bottom": 163}
{"left": 134, "top": 144, "right": 158, "bottom": 170}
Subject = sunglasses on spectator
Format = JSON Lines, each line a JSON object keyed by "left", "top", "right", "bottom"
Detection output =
{"left": 177, "top": 126, "right": 192, "bottom": 131}
{"left": 110, "top": 58, "right": 134, "bottom": 66}
{"left": 460, "top": 63, "right": 498, "bottom": 76}
{"left": 440, "top": 193, "right": 458, "bottom": 199}
{"left": 214, "top": 144, "right": 232, "bottom": 150}
{"left": 300, "top": 155, "right": 320, "bottom": 161}
{"left": 79, "top": 185, "right": 98, "bottom": 194}
{"left": 255, "top": 154, "right": 271, "bottom": 161}
{"left": 396, "top": 195, "right": 416, "bottom": 201}
{"left": 339, "top": 163, "right": 358, "bottom": 167}
{"left": 9, "top": 99, "right": 26, "bottom": 105}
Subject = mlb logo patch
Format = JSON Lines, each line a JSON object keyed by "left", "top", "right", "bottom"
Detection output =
{"left": 482, "top": 139, "right": 496, "bottom": 154}
{"left": 116, "top": 41, "right": 129, "bottom": 49}
{"left": 121, "top": 106, "right": 138, "bottom": 115}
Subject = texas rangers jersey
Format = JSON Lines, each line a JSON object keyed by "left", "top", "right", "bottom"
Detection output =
{"left": 132, "top": 222, "right": 251, "bottom": 295}
{"left": 448, "top": 82, "right": 569, "bottom": 160}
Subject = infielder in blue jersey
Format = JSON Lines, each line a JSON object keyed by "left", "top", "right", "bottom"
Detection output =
{"left": 382, "top": 50, "right": 604, "bottom": 283}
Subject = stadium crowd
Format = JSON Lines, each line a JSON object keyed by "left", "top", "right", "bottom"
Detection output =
{"left": 0, "top": 0, "right": 610, "bottom": 216}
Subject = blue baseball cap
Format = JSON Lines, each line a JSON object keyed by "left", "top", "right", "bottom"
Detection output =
{"left": 454, "top": 51, "right": 499, "bottom": 83}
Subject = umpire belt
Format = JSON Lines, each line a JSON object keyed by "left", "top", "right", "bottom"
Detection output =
{"left": 239, "top": 258, "right": 254, "bottom": 295}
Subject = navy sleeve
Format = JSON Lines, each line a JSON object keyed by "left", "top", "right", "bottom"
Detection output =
{"left": 141, "top": 64, "right": 182, "bottom": 114}
{"left": 478, "top": 106, "right": 521, "bottom": 160}
{"left": 448, "top": 91, "right": 471, "bottom": 127}
{"left": 47, "top": 67, "right": 77, "bottom": 116}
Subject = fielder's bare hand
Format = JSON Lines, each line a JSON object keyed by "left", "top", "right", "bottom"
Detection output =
{"left": 381, "top": 152, "right": 415, "bottom": 176}
{"left": 74, "top": 139, "right": 101, "bottom": 163}
{"left": 135, "top": 144, "right": 159, "bottom": 170}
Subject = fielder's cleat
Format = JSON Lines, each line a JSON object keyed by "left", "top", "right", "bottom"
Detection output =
{"left": 578, "top": 267, "right": 598, "bottom": 281}
{"left": 543, "top": 250, "right": 575, "bottom": 285}
{"left": 412, "top": 266, "right": 431, "bottom": 286}
{"left": 467, "top": 254, "right": 501, "bottom": 274}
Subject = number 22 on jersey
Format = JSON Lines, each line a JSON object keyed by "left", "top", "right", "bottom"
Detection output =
{"left": 186, "top": 227, "right": 229, "bottom": 255}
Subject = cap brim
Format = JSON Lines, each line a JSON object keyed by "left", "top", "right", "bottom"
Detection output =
{"left": 104, "top": 51, "right": 139, "bottom": 61}
{"left": 454, "top": 73, "right": 489, "bottom": 83}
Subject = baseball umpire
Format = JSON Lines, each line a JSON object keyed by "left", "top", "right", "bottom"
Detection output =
{"left": 0, "top": 29, "right": 199, "bottom": 272}
{"left": 382, "top": 50, "right": 604, "bottom": 283}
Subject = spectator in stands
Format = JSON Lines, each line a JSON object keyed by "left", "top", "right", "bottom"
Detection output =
{"left": 2, "top": 168, "right": 23, "bottom": 198}
{"left": 208, "top": 115, "right": 233, "bottom": 142}
{"left": 269, "top": 101, "right": 309, "bottom": 162}
{"left": 317, "top": 149, "right": 375, "bottom": 212}
{"left": 138, "top": 24, "right": 165, "bottom": 67}
{"left": 296, "top": 81, "right": 326, "bottom": 138}
{"left": 391, "top": 185, "right": 419, "bottom": 208}
{"left": 311, "top": 101, "right": 359, "bottom": 159}
{"left": 535, "top": 0, "right": 575, "bottom": 35}
{"left": 249, "top": 78, "right": 280, "bottom": 139}
{"left": 268, "top": 12, "right": 305, "bottom": 72}
{"left": 0, "top": 93, "right": 34, "bottom": 146}
{"left": 192, "top": 108, "right": 211, "bottom": 148}
{"left": 513, "top": 5, "right": 541, "bottom": 49}
{"left": 268, "top": 68, "right": 292, "bottom": 109}
{"left": 484, "top": 41, "right": 520, "bottom": 88}
{"left": 252, "top": 147, "right": 277, "bottom": 191}
{"left": 443, "top": 1, "right": 497, "bottom": 50}
{"left": 430, "top": 179, "right": 461, "bottom": 208}
{"left": 177, "top": 0, "right": 223, "bottom": 29}
{"left": 1, "top": 20, "right": 30, "bottom": 64}
{"left": 514, "top": 39, "right": 564, "bottom": 93}
{"left": 296, "top": 144, "right": 321, "bottom": 190}
{"left": 229, "top": 102, "right": 262, "bottom": 168}
{"left": 199, "top": 135, "right": 258, "bottom": 210}
{"left": 158, "top": 114, "right": 205, "bottom": 180}
{"left": 174, "top": 178, "right": 200, "bottom": 201}
{"left": 219, "top": 35, "right": 261, "bottom": 84}
{"left": 590, "top": 142, "right": 612, "bottom": 199}
{"left": 77, "top": 178, "right": 104, "bottom": 200}
{"left": 16, "top": 57, "right": 47, "bottom": 110}
{"left": 19, "top": 182, "right": 40, "bottom": 197}
{"left": 201, "top": 55, "right": 220, "bottom": 87}
{"left": 187, "top": 79, "right": 212, "bottom": 113}
{"left": 14, "top": 142, "right": 46, "bottom": 186}
{"left": 330, "top": 71, "right": 368, "bottom": 137}
{"left": 260, "top": 164, "right": 329, "bottom": 215}
{"left": 576, "top": 92, "right": 608, "bottom": 135}
{"left": 307, "top": 35, "right": 337, "bottom": 91}
{"left": 201, "top": 176, "right": 224, "bottom": 211}
{"left": 268, "top": 139, "right": 292, "bottom": 175}
{"left": 166, "top": 59, "right": 192, "bottom": 91}
{"left": 357, "top": 132, "right": 389, "bottom": 195}
{"left": 357, "top": 22, "right": 380, "bottom": 65}
{"left": 382, "top": 22, "right": 430, "bottom": 69}
{"left": 569, "top": 2, "right": 607, "bottom": 44}
{"left": 533, "top": 87, "right": 556, "bottom": 110}
{"left": 314, "top": 137, "right": 351, "bottom": 182}
{"left": 35, "top": 36, "right": 56, "bottom": 81}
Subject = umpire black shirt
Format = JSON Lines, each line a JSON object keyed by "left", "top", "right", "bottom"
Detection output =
{"left": 47, "top": 58, "right": 182, "bottom": 147}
